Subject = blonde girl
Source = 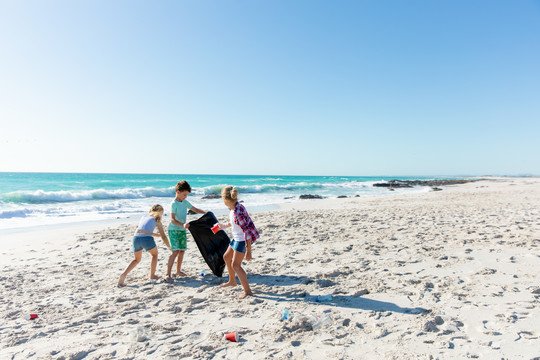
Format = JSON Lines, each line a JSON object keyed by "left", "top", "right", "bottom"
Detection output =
{"left": 217, "top": 186, "right": 260, "bottom": 299}
{"left": 118, "top": 204, "right": 171, "bottom": 287}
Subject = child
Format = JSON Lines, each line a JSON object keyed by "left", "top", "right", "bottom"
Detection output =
{"left": 166, "top": 180, "right": 206, "bottom": 281}
{"left": 118, "top": 204, "right": 170, "bottom": 287}
{"left": 217, "top": 186, "right": 259, "bottom": 299}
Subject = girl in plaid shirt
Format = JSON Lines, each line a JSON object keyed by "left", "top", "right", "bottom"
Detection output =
{"left": 216, "top": 186, "right": 259, "bottom": 299}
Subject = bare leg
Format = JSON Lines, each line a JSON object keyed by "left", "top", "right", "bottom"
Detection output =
{"left": 232, "top": 250, "right": 253, "bottom": 298}
{"left": 219, "top": 246, "right": 238, "bottom": 287}
{"left": 174, "top": 250, "right": 187, "bottom": 276}
{"left": 118, "top": 250, "right": 143, "bottom": 286}
{"left": 166, "top": 250, "right": 180, "bottom": 280}
{"left": 148, "top": 247, "right": 160, "bottom": 280}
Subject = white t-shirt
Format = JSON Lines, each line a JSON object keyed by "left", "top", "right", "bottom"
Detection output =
{"left": 229, "top": 210, "right": 245, "bottom": 242}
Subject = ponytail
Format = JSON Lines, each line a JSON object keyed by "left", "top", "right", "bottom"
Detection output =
{"left": 221, "top": 186, "right": 239, "bottom": 203}
{"left": 149, "top": 204, "right": 164, "bottom": 222}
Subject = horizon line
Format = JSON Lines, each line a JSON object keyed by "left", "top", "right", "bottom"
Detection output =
{"left": 0, "top": 171, "right": 538, "bottom": 178}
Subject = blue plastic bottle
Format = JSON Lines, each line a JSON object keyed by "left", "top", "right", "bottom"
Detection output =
{"left": 315, "top": 294, "right": 333, "bottom": 302}
{"left": 282, "top": 308, "right": 290, "bottom": 321}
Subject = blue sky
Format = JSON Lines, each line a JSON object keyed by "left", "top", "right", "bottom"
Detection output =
{"left": 1, "top": 0, "right": 539, "bottom": 176}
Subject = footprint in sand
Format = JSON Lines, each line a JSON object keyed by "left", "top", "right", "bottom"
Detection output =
{"left": 189, "top": 297, "right": 206, "bottom": 305}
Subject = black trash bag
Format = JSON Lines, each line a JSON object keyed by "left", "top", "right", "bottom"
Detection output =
{"left": 188, "top": 211, "right": 230, "bottom": 277}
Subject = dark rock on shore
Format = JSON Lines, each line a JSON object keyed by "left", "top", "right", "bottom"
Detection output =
{"left": 299, "top": 194, "right": 324, "bottom": 199}
{"left": 373, "top": 179, "right": 474, "bottom": 189}
{"left": 202, "top": 193, "right": 221, "bottom": 199}
{"left": 337, "top": 195, "right": 348, "bottom": 198}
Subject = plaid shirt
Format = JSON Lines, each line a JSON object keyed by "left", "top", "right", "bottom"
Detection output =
{"left": 233, "top": 202, "right": 260, "bottom": 242}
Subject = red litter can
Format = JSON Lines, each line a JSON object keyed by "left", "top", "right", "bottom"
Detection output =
{"left": 26, "top": 314, "right": 38, "bottom": 320}
{"left": 211, "top": 224, "right": 220, "bottom": 234}
{"left": 225, "top": 331, "right": 239, "bottom": 342}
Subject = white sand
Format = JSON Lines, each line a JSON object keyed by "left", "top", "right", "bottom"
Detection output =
{"left": 1, "top": 178, "right": 539, "bottom": 359}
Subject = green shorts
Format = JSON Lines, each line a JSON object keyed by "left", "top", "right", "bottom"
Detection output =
{"left": 168, "top": 230, "right": 187, "bottom": 251}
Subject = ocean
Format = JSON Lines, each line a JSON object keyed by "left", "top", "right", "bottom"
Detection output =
{"left": 0, "top": 173, "right": 454, "bottom": 231}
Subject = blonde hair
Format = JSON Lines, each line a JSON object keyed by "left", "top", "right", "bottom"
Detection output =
{"left": 221, "top": 186, "right": 238, "bottom": 203}
{"left": 149, "top": 204, "right": 164, "bottom": 222}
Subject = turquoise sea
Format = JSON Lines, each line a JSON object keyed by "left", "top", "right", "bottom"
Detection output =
{"left": 0, "top": 173, "right": 459, "bottom": 230}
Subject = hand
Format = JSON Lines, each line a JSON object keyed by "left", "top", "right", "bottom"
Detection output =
{"left": 245, "top": 251, "right": 252, "bottom": 261}
{"left": 184, "top": 223, "right": 190, "bottom": 229}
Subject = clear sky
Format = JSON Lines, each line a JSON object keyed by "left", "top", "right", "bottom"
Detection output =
{"left": 1, "top": 1, "right": 539, "bottom": 176}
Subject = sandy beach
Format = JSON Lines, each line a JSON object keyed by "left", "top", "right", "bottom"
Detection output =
{"left": 1, "top": 178, "right": 539, "bottom": 359}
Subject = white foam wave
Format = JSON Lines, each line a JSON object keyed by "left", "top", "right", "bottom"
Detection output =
{"left": 2, "top": 180, "right": 389, "bottom": 206}
{"left": 2, "top": 187, "right": 175, "bottom": 204}
{"left": 0, "top": 201, "right": 139, "bottom": 220}
{"left": 193, "top": 182, "right": 344, "bottom": 195}
{"left": 0, "top": 208, "right": 33, "bottom": 219}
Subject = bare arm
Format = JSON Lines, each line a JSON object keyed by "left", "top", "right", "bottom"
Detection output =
{"left": 156, "top": 221, "right": 171, "bottom": 249}
{"left": 170, "top": 213, "right": 184, "bottom": 227}
{"left": 183, "top": 207, "right": 206, "bottom": 229}
{"left": 245, "top": 238, "right": 252, "bottom": 261}
{"left": 218, "top": 222, "right": 231, "bottom": 229}
{"left": 190, "top": 206, "right": 206, "bottom": 215}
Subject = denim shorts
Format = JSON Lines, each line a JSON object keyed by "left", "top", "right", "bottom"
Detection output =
{"left": 230, "top": 240, "right": 246, "bottom": 254}
{"left": 132, "top": 236, "right": 157, "bottom": 252}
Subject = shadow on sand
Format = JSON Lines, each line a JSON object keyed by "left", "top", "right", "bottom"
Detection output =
{"left": 248, "top": 274, "right": 430, "bottom": 315}
{"left": 157, "top": 272, "right": 429, "bottom": 315}
{"left": 255, "top": 290, "right": 429, "bottom": 315}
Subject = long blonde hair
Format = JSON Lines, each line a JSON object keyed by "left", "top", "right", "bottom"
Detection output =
{"left": 221, "top": 186, "right": 238, "bottom": 204}
{"left": 149, "top": 204, "right": 164, "bottom": 222}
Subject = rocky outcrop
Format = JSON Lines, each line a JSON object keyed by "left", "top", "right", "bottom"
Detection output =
{"left": 373, "top": 179, "right": 474, "bottom": 189}
{"left": 202, "top": 193, "right": 221, "bottom": 199}
{"left": 299, "top": 194, "right": 324, "bottom": 199}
